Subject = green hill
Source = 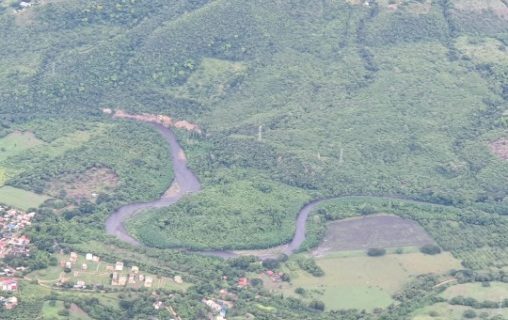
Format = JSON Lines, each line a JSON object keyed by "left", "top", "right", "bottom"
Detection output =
{"left": 1, "top": 0, "right": 508, "bottom": 250}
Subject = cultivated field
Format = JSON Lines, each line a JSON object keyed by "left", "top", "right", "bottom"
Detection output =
{"left": 265, "top": 252, "right": 461, "bottom": 311}
{"left": 313, "top": 214, "right": 434, "bottom": 256}
{"left": 0, "top": 185, "right": 49, "bottom": 210}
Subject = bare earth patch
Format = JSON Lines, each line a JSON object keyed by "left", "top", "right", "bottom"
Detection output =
{"left": 489, "top": 138, "right": 508, "bottom": 160}
{"left": 313, "top": 214, "right": 434, "bottom": 256}
{"left": 109, "top": 109, "right": 202, "bottom": 134}
{"left": 69, "top": 303, "right": 91, "bottom": 319}
{"left": 47, "top": 167, "right": 118, "bottom": 201}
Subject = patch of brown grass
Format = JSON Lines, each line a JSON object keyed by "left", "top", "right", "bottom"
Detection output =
{"left": 47, "top": 167, "right": 118, "bottom": 201}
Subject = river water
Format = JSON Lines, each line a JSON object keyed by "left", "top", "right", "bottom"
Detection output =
{"left": 105, "top": 121, "right": 323, "bottom": 258}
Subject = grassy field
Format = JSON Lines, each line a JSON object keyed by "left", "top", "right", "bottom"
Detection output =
{"left": 0, "top": 185, "right": 50, "bottom": 210}
{"left": 441, "top": 282, "right": 508, "bottom": 301}
{"left": 312, "top": 214, "right": 434, "bottom": 256}
{"left": 455, "top": 36, "right": 508, "bottom": 65}
{"left": 412, "top": 302, "right": 508, "bottom": 320}
{"left": 41, "top": 300, "right": 91, "bottom": 320}
{"left": 0, "top": 131, "right": 42, "bottom": 186}
{"left": 264, "top": 251, "right": 461, "bottom": 311}
{"left": 0, "top": 131, "right": 42, "bottom": 162}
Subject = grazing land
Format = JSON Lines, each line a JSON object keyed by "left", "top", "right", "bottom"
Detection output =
{"left": 41, "top": 301, "right": 92, "bottom": 320}
{"left": 441, "top": 282, "right": 508, "bottom": 301}
{"left": 0, "top": 185, "right": 49, "bottom": 210}
{"left": 0, "top": 131, "right": 42, "bottom": 162}
{"left": 312, "top": 214, "right": 434, "bottom": 256}
{"left": 412, "top": 302, "right": 508, "bottom": 320}
{"left": 264, "top": 252, "right": 461, "bottom": 311}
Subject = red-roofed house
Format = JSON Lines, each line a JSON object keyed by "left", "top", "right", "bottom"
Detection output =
{"left": 0, "top": 278, "right": 17, "bottom": 291}
{"left": 237, "top": 277, "right": 249, "bottom": 287}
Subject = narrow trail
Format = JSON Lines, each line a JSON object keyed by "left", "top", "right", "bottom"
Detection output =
{"left": 105, "top": 119, "right": 454, "bottom": 258}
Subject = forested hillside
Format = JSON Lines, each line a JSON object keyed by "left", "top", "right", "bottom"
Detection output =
{"left": 1, "top": 0, "right": 508, "bottom": 319}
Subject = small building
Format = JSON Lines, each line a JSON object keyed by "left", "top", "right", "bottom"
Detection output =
{"left": 70, "top": 252, "right": 78, "bottom": 262}
{"left": 118, "top": 275, "right": 127, "bottom": 286}
{"left": 0, "top": 279, "right": 17, "bottom": 292}
{"left": 115, "top": 261, "right": 124, "bottom": 271}
{"left": 144, "top": 276, "right": 153, "bottom": 288}
{"left": 174, "top": 275, "right": 183, "bottom": 284}
{"left": 237, "top": 277, "right": 249, "bottom": 287}
{"left": 128, "top": 275, "right": 136, "bottom": 284}
{"left": 131, "top": 266, "right": 139, "bottom": 274}
{"left": 139, "top": 274, "right": 145, "bottom": 282}
{"left": 85, "top": 253, "right": 93, "bottom": 261}
{"left": 92, "top": 256, "right": 100, "bottom": 263}
{"left": 204, "top": 299, "right": 222, "bottom": 313}
{"left": 65, "top": 261, "right": 72, "bottom": 269}
{"left": 74, "top": 280, "right": 86, "bottom": 289}
{"left": 4, "top": 296, "right": 18, "bottom": 310}
{"left": 82, "top": 264, "right": 88, "bottom": 271}
{"left": 106, "top": 265, "right": 114, "bottom": 272}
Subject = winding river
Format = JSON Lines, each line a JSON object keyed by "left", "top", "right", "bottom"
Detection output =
{"left": 105, "top": 121, "right": 444, "bottom": 258}
{"left": 105, "top": 121, "right": 319, "bottom": 257}
{"left": 105, "top": 123, "right": 201, "bottom": 246}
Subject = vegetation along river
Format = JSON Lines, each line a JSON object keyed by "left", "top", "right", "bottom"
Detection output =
{"left": 105, "top": 120, "right": 445, "bottom": 258}
{"left": 105, "top": 120, "right": 319, "bottom": 257}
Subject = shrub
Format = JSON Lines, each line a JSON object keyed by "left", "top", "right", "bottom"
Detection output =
{"left": 420, "top": 244, "right": 441, "bottom": 255}
{"left": 297, "top": 258, "right": 324, "bottom": 277}
{"left": 262, "top": 259, "right": 280, "bottom": 269}
{"left": 428, "top": 310, "right": 439, "bottom": 317}
{"left": 250, "top": 278, "right": 263, "bottom": 287}
{"left": 367, "top": 248, "right": 386, "bottom": 257}
{"left": 463, "top": 309, "right": 476, "bottom": 319}
{"left": 295, "top": 287, "right": 306, "bottom": 295}
{"left": 309, "top": 300, "right": 325, "bottom": 311}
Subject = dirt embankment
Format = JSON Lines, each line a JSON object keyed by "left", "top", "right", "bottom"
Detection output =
{"left": 103, "top": 109, "right": 202, "bottom": 134}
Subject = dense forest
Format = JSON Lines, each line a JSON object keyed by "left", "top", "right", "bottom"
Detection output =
{"left": 0, "top": 0, "right": 507, "bottom": 319}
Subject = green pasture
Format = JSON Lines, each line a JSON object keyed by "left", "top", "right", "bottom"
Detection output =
{"left": 0, "top": 185, "right": 50, "bottom": 210}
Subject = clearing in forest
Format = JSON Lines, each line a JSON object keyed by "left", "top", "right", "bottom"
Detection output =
{"left": 313, "top": 214, "right": 434, "bottom": 257}
{"left": 0, "top": 131, "right": 43, "bottom": 162}
{"left": 47, "top": 167, "right": 119, "bottom": 201}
